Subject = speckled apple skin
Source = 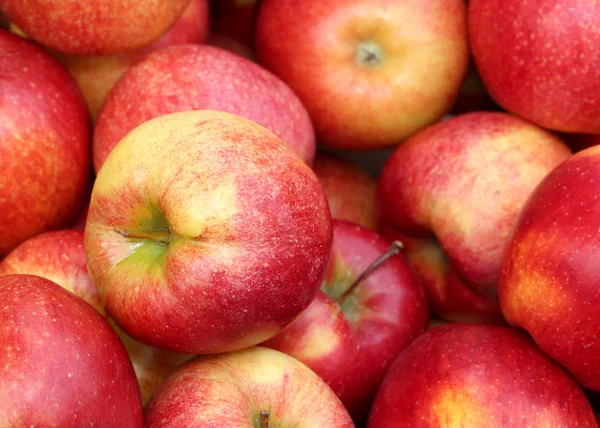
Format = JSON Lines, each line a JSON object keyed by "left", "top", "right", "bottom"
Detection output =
{"left": 368, "top": 324, "right": 597, "bottom": 427}
{"left": 53, "top": 0, "right": 210, "bottom": 121}
{"left": 312, "top": 152, "right": 376, "bottom": 229}
{"left": 93, "top": 44, "right": 315, "bottom": 171}
{"left": 0, "top": 0, "right": 190, "bottom": 55}
{"left": 376, "top": 112, "right": 572, "bottom": 323}
{"left": 470, "top": 0, "right": 600, "bottom": 133}
{"left": 144, "top": 346, "right": 354, "bottom": 427}
{"left": 255, "top": 0, "right": 469, "bottom": 150}
{"left": 0, "top": 230, "right": 195, "bottom": 405}
{"left": 85, "top": 110, "right": 332, "bottom": 355}
{"left": 0, "top": 274, "right": 143, "bottom": 427}
{"left": 263, "top": 219, "right": 429, "bottom": 425}
{"left": 499, "top": 146, "right": 600, "bottom": 392}
{"left": 0, "top": 30, "right": 91, "bottom": 258}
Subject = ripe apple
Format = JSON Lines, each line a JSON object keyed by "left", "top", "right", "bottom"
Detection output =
{"left": 0, "top": 0, "right": 190, "bottom": 55}
{"left": 254, "top": 0, "right": 469, "bottom": 150}
{"left": 52, "top": 0, "right": 210, "bottom": 121}
{"left": 209, "top": 0, "right": 258, "bottom": 49}
{"left": 0, "top": 29, "right": 90, "bottom": 258}
{"left": 262, "top": 219, "right": 429, "bottom": 424}
{"left": 85, "top": 110, "right": 332, "bottom": 355}
{"left": 0, "top": 274, "right": 143, "bottom": 426}
{"left": 469, "top": 0, "right": 600, "bottom": 134}
{"left": 376, "top": 112, "right": 572, "bottom": 323}
{"left": 368, "top": 324, "right": 596, "bottom": 427}
{"left": 0, "top": 230, "right": 195, "bottom": 404}
{"left": 499, "top": 146, "right": 600, "bottom": 391}
{"left": 93, "top": 44, "right": 316, "bottom": 171}
{"left": 312, "top": 152, "right": 377, "bottom": 229}
{"left": 144, "top": 346, "right": 354, "bottom": 427}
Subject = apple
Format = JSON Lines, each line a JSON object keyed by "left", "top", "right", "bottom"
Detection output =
{"left": 262, "top": 219, "right": 429, "bottom": 424}
{"left": 0, "top": 0, "right": 190, "bottom": 55}
{"left": 209, "top": 0, "right": 258, "bottom": 49}
{"left": 85, "top": 110, "right": 332, "bottom": 355}
{"left": 469, "top": 0, "right": 600, "bottom": 134}
{"left": 0, "top": 274, "right": 143, "bottom": 426}
{"left": 312, "top": 152, "right": 377, "bottom": 229}
{"left": 93, "top": 44, "right": 316, "bottom": 171}
{"left": 144, "top": 346, "right": 354, "bottom": 427}
{"left": 0, "top": 29, "right": 90, "bottom": 259}
{"left": 499, "top": 145, "right": 600, "bottom": 392}
{"left": 0, "top": 230, "right": 196, "bottom": 404}
{"left": 376, "top": 112, "right": 572, "bottom": 324}
{"left": 207, "top": 33, "right": 256, "bottom": 60}
{"left": 368, "top": 324, "right": 596, "bottom": 427}
{"left": 52, "top": 0, "right": 210, "bottom": 121}
{"left": 254, "top": 0, "right": 469, "bottom": 150}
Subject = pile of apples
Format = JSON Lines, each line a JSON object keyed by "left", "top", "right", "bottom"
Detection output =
{"left": 3, "top": 0, "right": 600, "bottom": 426}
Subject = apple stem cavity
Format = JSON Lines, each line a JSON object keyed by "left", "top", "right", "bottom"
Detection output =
{"left": 339, "top": 240, "right": 403, "bottom": 302}
{"left": 113, "top": 226, "right": 172, "bottom": 246}
{"left": 356, "top": 41, "right": 384, "bottom": 68}
{"left": 259, "top": 410, "right": 270, "bottom": 428}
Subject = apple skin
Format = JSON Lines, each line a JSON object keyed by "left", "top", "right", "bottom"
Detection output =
{"left": 375, "top": 112, "right": 572, "bottom": 324}
{"left": 312, "top": 152, "right": 377, "bottom": 229}
{"left": 93, "top": 43, "right": 315, "bottom": 171}
{"left": 367, "top": 324, "right": 596, "bottom": 427}
{"left": 262, "top": 219, "right": 429, "bottom": 425}
{"left": 0, "top": 230, "right": 196, "bottom": 404}
{"left": 145, "top": 346, "right": 354, "bottom": 427}
{"left": 0, "top": 30, "right": 90, "bottom": 258}
{"left": 85, "top": 110, "right": 332, "bottom": 355}
{"left": 469, "top": 0, "right": 600, "bottom": 134}
{"left": 499, "top": 146, "right": 600, "bottom": 392}
{"left": 0, "top": 274, "right": 143, "bottom": 426}
{"left": 254, "top": 0, "right": 469, "bottom": 150}
{"left": 52, "top": 0, "right": 210, "bottom": 121}
{"left": 209, "top": 0, "right": 258, "bottom": 49}
{"left": 0, "top": 0, "right": 190, "bottom": 55}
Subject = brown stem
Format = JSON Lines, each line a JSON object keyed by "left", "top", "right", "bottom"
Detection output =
{"left": 113, "top": 226, "right": 172, "bottom": 245}
{"left": 259, "top": 410, "right": 270, "bottom": 428}
{"left": 338, "top": 240, "right": 403, "bottom": 302}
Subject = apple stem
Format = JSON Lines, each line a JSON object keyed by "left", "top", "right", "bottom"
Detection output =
{"left": 113, "top": 226, "right": 172, "bottom": 246}
{"left": 356, "top": 41, "right": 384, "bottom": 68}
{"left": 338, "top": 240, "right": 403, "bottom": 302}
{"left": 259, "top": 410, "right": 270, "bottom": 428}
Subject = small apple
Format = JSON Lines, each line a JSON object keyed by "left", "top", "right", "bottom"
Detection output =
{"left": 0, "top": 0, "right": 190, "bottom": 55}
{"left": 262, "top": 219, "right": 429, "bottom": 424}
{"left": 85, "top": 110, "right": 332, "bottom": 355}
{"left": 0, "top": 230, "right": 195, "bottom": 404}
{"left": 0, "top": 274, "right": 143, "bottom": 426}
{"left": 144, "top": 346, "right": 354, "bottom": 427}
{"left": 0, "top": 29, "right": 90, "bottom": 258}
{"left": 499, "top": 145, "right": 600, "bottom": 392}
{"left": 376, "top": 112, "right": 572, "bottom": 323}
{"left": 254, "top": 0, "right": 469, "bottom": 149}
{"left": 93, "top": 44, "right": 316, "bottom": 171}
{"left": 312, "top": 152, "right": 377, "bottom": 229}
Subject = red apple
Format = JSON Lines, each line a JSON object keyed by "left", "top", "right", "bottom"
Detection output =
{"left": 209, "top": 0, "right": 258, "bottom": 49}
{"left": 376, "top": 112, "right": 572, "bottom": 323}
{"left": 254, "top": 0, "right": 469, "bottom": 150}
{"left": 499, "top": 146, "right": 600, "bottom": 391}
{"left": 93, "top": 44, "right": 316, "bottom": 171}
{"left": 0, "top": 0, "right": 190, "bottom": 55}
{"left": 0, "top": 274, "right": 143, "bottom": 426}
{"left": 312, "top": 152, "right": 377, "bottom": 229}
{"left": 262, "top": 219, "right": 429, "bottom": 424}
{"left": 52, "top": 0, "right": 210, "bottom": 121}
{"left": 144, "top": 346, "right": 354, "bottom": 427}
{"left": 368, "top": 324, "right": 596, "bottom": 427}
{"left": 469, "top": 0, "right": 600, "bottom": 134}
{"left": 85, "top": 110, "right": 332, "bottom": 355}
{"left": 0, "top": 29, "right": 90, "bottom": 258}
{"left": 0, "top": 230, "right": 195, "bottom": 404}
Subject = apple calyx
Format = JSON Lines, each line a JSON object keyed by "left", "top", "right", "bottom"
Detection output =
{"left": 113, "top": 226, "right": 172, "bottom": 246}
{"left": 258, "top": 410, "right": 270, "bottom": 428}
{"left": 356, "top": 41, "right": 384, "bottom": 68}
{"left": 338, "top": 240, "right": 404, "bottom": 303}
